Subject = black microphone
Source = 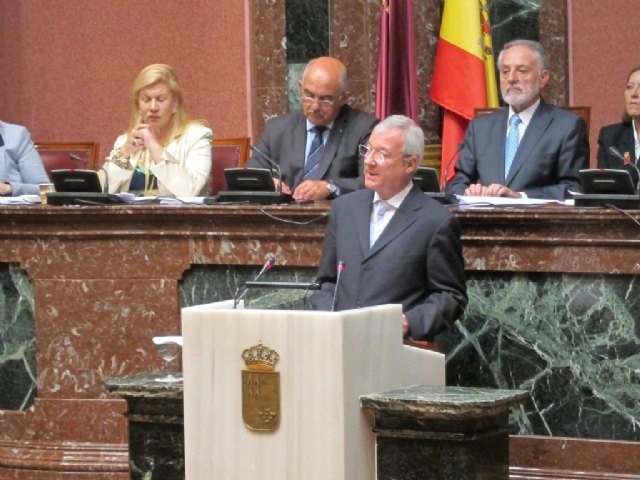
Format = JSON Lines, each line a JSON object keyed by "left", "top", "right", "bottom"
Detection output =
{"left": 442, "top": 143, "right": 464, "bottom": 191}
{"left": 69, "top": 154, "right": 109, "bottom": 195}
{"left": 330, "top": 261, "right": 345, "bottom": 312}
{"left": 234, "top": 254, "right": 276, "bottom": 308}
{"left": 609, "top": 146, "right": 640, "bottom": 191}
{"left": 249, "top": 144, "right": 282, "bottom": 194}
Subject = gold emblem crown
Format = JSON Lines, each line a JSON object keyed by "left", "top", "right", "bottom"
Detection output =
{"left": 242, "top": 342, "right": 279, "bottom": 371}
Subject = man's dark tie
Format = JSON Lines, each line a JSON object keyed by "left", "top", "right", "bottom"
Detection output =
{"left": 303, "top": 125, "right": 327, "bottom": 180}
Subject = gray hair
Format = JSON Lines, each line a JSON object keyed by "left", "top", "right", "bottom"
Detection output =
{"left": 373, "top": 115, "right": 424, "bottom": 159}
{"left": 497, "top": 39, "right": 549, "bottom": 72}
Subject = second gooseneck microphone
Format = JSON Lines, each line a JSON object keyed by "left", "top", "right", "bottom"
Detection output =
{"left": 330, "top": 261, "right": 345, "bottom": 312}
{"left": 249, "top": 145, "right": 283, "bottom": 194}
{"left": 234, "top": 254, "right": 276, "bottom": 308}
{"left": 69, "top": 154, "right": 110, "bottom": 195}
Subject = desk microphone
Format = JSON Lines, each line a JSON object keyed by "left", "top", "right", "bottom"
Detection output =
{"left": 234, "top": 253, "right": 276, "bottom": 308}
{"left": 69, "top": 154, "right": 109, "bottom": 194}
{"left": 441, "top": 143, "right": 464, "bottom": 191}
{"left": 330, "top": 261, "right": 345, "bottom": 312}
{"left": 609, "top": 146, "right": 640, "bottom": 191}
{"left": 249, "top": 144, "right": 282, "bottom": 194}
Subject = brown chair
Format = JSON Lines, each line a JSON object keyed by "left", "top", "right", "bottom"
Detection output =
{"left": 211, "top": 137, "right": 250, "bottom": 195}
{"left": 474, "top": 106, "right": 591, "bottom": 134}
{"left": 35, "top": 142, "right": 99, "bottom": 180}
{"left": 421, "top": 143, "right": 442, "bottom": 169}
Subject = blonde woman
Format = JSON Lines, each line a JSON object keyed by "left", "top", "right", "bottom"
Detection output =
{"left": 103, "top": 64, "right": 212, "bottom": 197}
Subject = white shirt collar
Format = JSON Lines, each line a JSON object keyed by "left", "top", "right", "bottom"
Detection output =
{"left": 508, "top": 98, "right": 541, "bottom": 128}
{"left": 633, "top": 119, "right": 640, "bottom": 160}
{"left": 373, "top": 181, "right": 413, "bottom": 209}
{"left": 306, "top": 120, "right": 333, "bottom": 132}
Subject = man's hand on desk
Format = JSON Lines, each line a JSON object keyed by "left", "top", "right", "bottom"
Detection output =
{"left": 0, "top": 182, "right": 12, "bottom": 196}
{"left": 293, "top": 179, "right": 331, "bottom": 201}
{"left": 464, "top": 183, "right": 522, "bottom": 198}
{"left": 274, "top": 178, "right": 292, "bottom": 194}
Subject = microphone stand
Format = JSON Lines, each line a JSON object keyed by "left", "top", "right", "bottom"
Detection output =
{"left": 233, "top": 255, "right": 276, "bottom": 309}
{"left": 441, "top": 143, "right": 464, "bottom": 193}
{"left": 70, "top": 154, "right": 110, "bottom": 195}
{"left": 609, "top": 146, "right": 640, "bottom": 193}
{"left": 330, "top": 261, "right": 345, "bottom": 312}
{"left": 249, "top": 144, "right": 283, "bottom": 194}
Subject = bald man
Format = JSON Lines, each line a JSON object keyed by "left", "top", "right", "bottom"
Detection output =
{"left": 247, "top": 56, "right": 378, "bottom": 201}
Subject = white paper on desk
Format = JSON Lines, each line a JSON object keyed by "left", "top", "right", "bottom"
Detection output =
{"left": 112, "top": 194, "right": 204, "bottom": 205}
{"left": 456, "top": 195, "right": 569, "bottom": 207}
{"left": 0, "top": 195, "right": 41, "bottom": 205}
{"left": 159, "top": 197, "right": 204, "bottom": 205}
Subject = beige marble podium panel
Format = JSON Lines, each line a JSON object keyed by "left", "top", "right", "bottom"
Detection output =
{"left": 182, "top": 302, "right": 444, "bottom": 480}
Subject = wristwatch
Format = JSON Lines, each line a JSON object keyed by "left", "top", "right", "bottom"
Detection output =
{"left": 326, "top": 180, "right": 339, "bottom": 198}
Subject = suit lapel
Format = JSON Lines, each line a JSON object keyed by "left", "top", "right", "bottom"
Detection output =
{"left": 622, "top": 125, "right": 636, "bottom": 163}
{"left": 291, "top": 114, "right": 311, "bottom": 187}
{"left": 490, "top": 109, "right": 509, "bottom": 180}
{"left": 356, "top": 190, "right": 374, "bottom": 257}
{"left": 365, "top": 186, "right": 422, "bottom": 259}
{"left": 506, "top": 102, "right": 552, "bottom": 184}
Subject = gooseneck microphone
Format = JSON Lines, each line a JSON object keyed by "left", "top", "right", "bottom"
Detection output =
{"left": 330, "top": 261, "right": 345, "bottom": 312}
{"left": 249, "top": 144, "right": 283, "bottom": 194}
{"left": 69, "top": 154, "right": 109, "bottom": 195}
{"left": 234, "top": 254, "right": 276, "bottom": 308}
{"left": 609, "top": 146, "right": 640, "bottom": 191}
{"left": 441, "top": 143, "right": 464, "bottom": 191}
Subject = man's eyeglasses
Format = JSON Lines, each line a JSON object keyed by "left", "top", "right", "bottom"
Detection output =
{"left": 300, "top": 91, "right": 341, "bottom": 107}
{"left": 359, "top": 144, "right": 389, "bottom": 164}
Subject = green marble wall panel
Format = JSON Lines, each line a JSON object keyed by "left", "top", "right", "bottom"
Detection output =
{"left": 438, "top": 272, "right": 640, "bottom": 442}
{"left": 0, "top": 263, "right": 36, "bottom": 410}
{"left": 179, "top": 264, "right": 318, "bottom": 311}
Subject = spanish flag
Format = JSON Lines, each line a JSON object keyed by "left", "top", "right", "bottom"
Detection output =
{"left": 430, "top": 0, "right": 499, "bottom": 184}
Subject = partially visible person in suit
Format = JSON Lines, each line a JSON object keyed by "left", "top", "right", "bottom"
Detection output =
{"left": 0, "top": 120, "right": 49, "bottom": 196}
{"left": 103, "top": 64, "right": 212, "bottom": 197}
{"left": 311, "top": 115, "right": 467, "bottom": 342}
{"left": 246, "top": 56, "right": 378, "bottom": 201}
{"left": 447, "top": 39, "right": 589, "bottom": 200}
{"left": 597, "top": 65, "right": 640, "bottom": 183}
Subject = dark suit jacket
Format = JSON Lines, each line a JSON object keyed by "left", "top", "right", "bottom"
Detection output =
{"left": 597, "top": 122, "right": 637, "bottom": 168}
{"left": 247, "top": 105, "right": 378, "bottom": 194}
{"left": 447, "top": 101, "right": 589, "bottom": 200}
{"left": 311, "top": 185, "right": 468, "bottom": 341}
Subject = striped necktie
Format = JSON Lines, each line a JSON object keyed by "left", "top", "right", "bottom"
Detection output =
{"left": 504, "top": 114, "right": 522, "bottom": 179}
{"left": 303, "top": 125, "right": 327, "bottom": 180}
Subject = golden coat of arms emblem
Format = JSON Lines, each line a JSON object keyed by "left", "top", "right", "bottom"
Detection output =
{"left": 241, "top": 342, "right": 280, "bottom": 432}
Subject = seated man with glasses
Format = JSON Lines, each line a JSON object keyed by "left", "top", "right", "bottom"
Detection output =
{"left": 311, "top": 115, "right": 467, "bottom": 342}
{"left": 246, "top": 56, "right": 378, "bottom": 201}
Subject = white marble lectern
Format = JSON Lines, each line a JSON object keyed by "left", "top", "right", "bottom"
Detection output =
{"left": 181, "top": 301, "right": 445, "bottom": 480}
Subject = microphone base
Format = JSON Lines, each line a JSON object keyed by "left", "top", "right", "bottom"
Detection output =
{"left": 46, "top": 192, "right": 124, "bottom": 205}
{"left": 574, "top": 193, "right": 640, "bottom": 209}
{"left": 206, "top": 191, "right": 293, "bottom": 205}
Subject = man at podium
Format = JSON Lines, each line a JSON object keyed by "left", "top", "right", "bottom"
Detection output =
{"left": 311, "top": 115, "right": 467, "bottom": 341}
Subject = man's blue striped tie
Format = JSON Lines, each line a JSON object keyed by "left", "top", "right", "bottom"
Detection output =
{"left": 504, "top": 114, "right": 522, "bottom": 179}
{"left": 303, "top": 125, "right": 327, "bottom": 180}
